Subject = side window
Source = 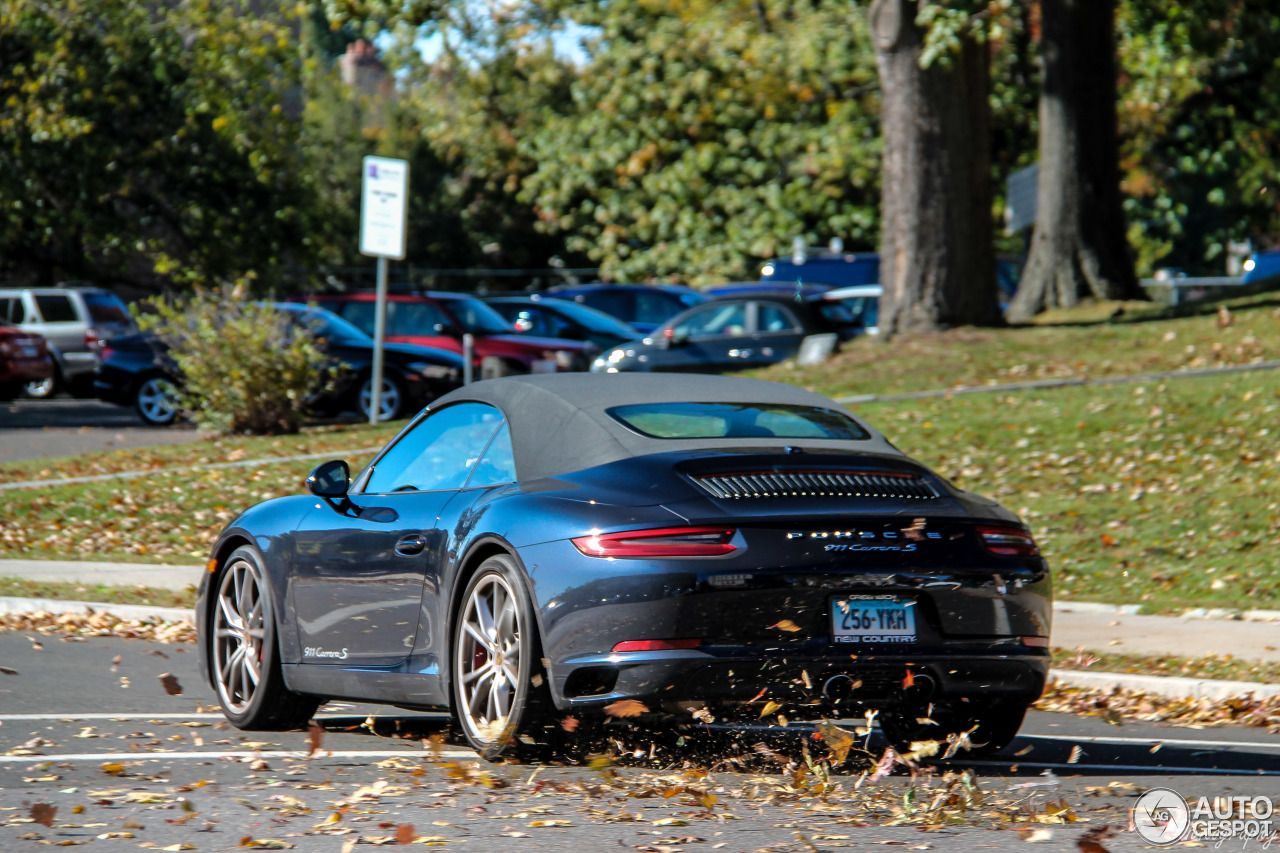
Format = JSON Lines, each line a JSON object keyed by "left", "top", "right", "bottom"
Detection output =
{"left": 364, "top": 403, "right": 504, "bottom": 494}
{"left": 518, "top": 308, "right": 552, "bottom": 338}
{"left": 757, "top": 303, "right": 801, "bottom": 333}
{"left": 332, "top": 301, "right": 375, "bottom": 335}
{"left": 634, "top": 292, "right": 681, "bottom": 327}
{"left": 0, "top": 296, "right": 24, "bottom": 324}
{"left": 390, "top": 301, "right": 448, "bottom": 336}
{"left": 466, "top": 422, "right": 516, "bottom": 488}
{"left": 35, "top": 294, "right": 77, "bottom": 323}
{"left": 674, "top": 303, "right": 747, "bottom": 338}
{"left": 580, "top": 291, "right": 629, "bottom": 320}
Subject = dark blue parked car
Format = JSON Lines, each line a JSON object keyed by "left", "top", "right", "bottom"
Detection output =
{"left": 540, "top": 283, "right": 706, "bottom": 333}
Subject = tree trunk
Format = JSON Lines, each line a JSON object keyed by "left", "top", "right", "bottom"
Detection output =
{"left": 1006, "top": 0, "right": 1143, "bottom": 322}
{"left": 870, "top": 0, "right": 1000, "bottom": 338}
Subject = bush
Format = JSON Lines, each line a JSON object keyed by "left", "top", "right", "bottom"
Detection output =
{"left": 136, "top": 289, "right": 329, "bottom": 435}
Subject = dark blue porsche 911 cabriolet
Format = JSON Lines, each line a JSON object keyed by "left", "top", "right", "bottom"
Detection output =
{"left": 197, "top": 373, "right": 1050, "bottom": 758}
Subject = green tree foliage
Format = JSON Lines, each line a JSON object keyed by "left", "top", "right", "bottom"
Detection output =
{"left": 136, "top": 289, "right": 328, "bottom": 435}
{"left": 1118, "top": 0, "right": 1280, "bottom": 275}
{"left": 0, "top": 0, "right": 313, "bottom": 291}
{"left": 303, "top": 2, "right": 582, "bottom": 286}
{"left": 518, "top": 0, "right": 883, "bottom": 284}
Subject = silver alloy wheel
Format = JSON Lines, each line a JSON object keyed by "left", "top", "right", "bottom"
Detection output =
{"left": 212, "top": 557, "right": 267, "bottom": 715}
{"left": 136, "top": 377, "right": 178, "bottom": 424}
{"left": 455, "top": 573, "right": 523, "bottom": 744}
{"left": 358, "top": 376, "right": 401, "bottom": 422}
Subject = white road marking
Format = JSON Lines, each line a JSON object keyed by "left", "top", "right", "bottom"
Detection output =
{"left": 0, "top": 749, "right": 477, "bottom": 763}
{"left": 966, "top": 759, "right": 1280, "bottom": 776}
{"left": 0, "top": 713, "right": 226, "bottom": 722}
{"left": 1026, "top": 732, "right": 1280, "bottom": 751}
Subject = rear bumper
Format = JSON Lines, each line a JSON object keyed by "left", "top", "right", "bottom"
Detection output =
{"left": 549, "top": 645, "right": 1050, "bottom": 715}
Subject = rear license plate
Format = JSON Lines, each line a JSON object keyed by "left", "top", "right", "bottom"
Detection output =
{"left": 831, "top": 596, "right": 917, "bottom": 644}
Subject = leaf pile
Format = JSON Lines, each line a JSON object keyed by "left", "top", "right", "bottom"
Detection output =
{"left": 0, "top": 608, "right": 195, "bottom": 643}
{"left": 1035, "top": 682, "right": 1280, "bottom": 731}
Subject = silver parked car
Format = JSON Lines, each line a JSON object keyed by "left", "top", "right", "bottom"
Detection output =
{"left": 0, "top": 285, "right": 136, "bottom": 397}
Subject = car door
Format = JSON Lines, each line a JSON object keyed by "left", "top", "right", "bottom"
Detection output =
{"left": 660, "top": 302, "right": 750, "bottom": 372}
{"left": 744, "top": 301, "right": 807, "bottom": 368}
{"left": 291, "top": 402, "right": 506, "bottom": 667}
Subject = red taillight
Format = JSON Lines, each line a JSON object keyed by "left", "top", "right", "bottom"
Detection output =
{"left": 977, "top": 525, "right": 1040, "bottom": 556}
{"left": 100, "top": 345, "right": 114, "bottom": 362}
{"left": 572, "top": 526, "right": 736, "bottom": 558}
{"left": 611, "top": 639, "right": 701, "bottom": 652}
{"left": 85, "top": 327, "right": 105, "bottom": 352}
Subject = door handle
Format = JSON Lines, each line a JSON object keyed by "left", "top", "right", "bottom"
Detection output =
{"left": 394, "top": 533, "right": 427, "bottom": 556}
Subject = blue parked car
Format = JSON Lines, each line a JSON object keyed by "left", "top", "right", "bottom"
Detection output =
{"left": 760, "top": 253, "right": 1022, "bottom": 306}
{"left": 540, "top": 283, "right": 706, "bottom": 334}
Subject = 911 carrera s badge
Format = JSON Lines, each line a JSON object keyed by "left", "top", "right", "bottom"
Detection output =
{"left": 303, "top": 646, "right": 349, "bottom": 660}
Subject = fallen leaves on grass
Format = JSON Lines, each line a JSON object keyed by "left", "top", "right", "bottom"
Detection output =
{"left": 1036, "top": 681, "right": 1280, "bottom": 730}
{"left": 0, "top": 609, "right": 194, "bottom": 642}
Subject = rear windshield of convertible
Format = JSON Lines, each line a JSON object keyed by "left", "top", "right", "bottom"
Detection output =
{"left": 607, "top": 402, "right": 871, "bottom": 440}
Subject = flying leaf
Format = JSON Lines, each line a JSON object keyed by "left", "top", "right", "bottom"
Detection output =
{"left": 158, "top": 672, "right": 183, "bottom": 695}
{"left": 307, "top": 720, "right": 325, "bottom": 757}
{"left": 758, "top": 700, "right": 782, "bottom": 719}
{"left": 770, "top": 619, "right": 802, "bottom": 632}
{"left": 395, "top": 824, "right": 416, "bottom": 844}
{"left": 815, "top": 720, "right": 856, "bottom": 765}
{"left": 30, "top": 803, "right": 56, "bottom": 827}
{"left": 604, "top": 699, "right": 648, "bottom": 718}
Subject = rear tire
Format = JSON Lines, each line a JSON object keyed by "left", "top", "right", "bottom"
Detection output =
{"left": 209, "top": 546, "right": 319, "bottom": 731}
{"left": 880, "top": 700, "right": 1028, "bottom": 758}
{"left": 451, "top": 555, "right": 549, "bottom": 759}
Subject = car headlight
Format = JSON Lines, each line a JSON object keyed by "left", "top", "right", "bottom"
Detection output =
{"left": 410, "top": 362, "right": 457, "bottom": 380}
{"left": 607, "top": 349, "right": 628, "bottom": 364}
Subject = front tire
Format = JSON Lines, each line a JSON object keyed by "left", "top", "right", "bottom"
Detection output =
{"left": 357, "top": 373, "right": 405, "bottom": 422}
{"left": 451, "top": 555, "right": 548, "bottom": 758}
{"left": 134, "top": 375, "right": 180, "bottom": 426}
{"left": 210, "top": 546, "right": 319, "bottom": 730}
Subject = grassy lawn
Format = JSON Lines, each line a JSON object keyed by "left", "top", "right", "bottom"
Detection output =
{"left": 757, "top": 289, "right": 1280, "bottom": 399}
{"left": 0, "top": 577, "right": 197, "bottom": 609}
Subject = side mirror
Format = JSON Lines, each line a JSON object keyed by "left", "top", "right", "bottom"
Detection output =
{"left": 306, "top": 460, "right": 350, "bottom": 499}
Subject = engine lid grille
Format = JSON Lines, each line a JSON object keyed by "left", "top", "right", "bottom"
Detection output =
{"left": 693, "top": 470, "right": 939, "bottom": 501}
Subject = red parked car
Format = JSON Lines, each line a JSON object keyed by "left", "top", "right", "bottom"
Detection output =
{"left": 0, "top": 321, "right": 54, "bottom": 401}
{"left": 298, "top": 292, "right": 594, "bottom": 378}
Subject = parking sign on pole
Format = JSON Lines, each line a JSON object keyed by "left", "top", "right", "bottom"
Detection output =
{"left": 359, "top": 156, "right": 409, "bottom": 425}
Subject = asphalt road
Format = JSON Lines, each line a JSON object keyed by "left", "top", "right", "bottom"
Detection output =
{"left": 2, "top": 632, "right": 1278, "bottom": 851}
{"left": 0, "top": 397, "right": 202, "bottom": 463}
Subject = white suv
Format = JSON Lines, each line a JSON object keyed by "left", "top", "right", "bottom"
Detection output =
{"left": 0, "top": 286, "right": 136, "bottom": 397}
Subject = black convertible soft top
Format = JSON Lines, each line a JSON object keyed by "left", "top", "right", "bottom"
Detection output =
{"left": 429, "top": 373, "right": 900, "bottom": 481}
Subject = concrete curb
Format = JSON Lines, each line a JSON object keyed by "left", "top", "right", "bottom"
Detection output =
{"left": 1049, "top": 669, "right": 1280, "bottom": 702}
{"left": 0, "top": 596, "right": 192, "bottom": 623}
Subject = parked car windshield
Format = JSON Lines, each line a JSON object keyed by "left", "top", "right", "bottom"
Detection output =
{"left": 608, "top": 402, "right": 871, "bottom": 441}
{"left": 442, "top": 297, "right": 515, "bottom": 335}
{"left": 275, "top": 304, "right": 371, "bottom": 345}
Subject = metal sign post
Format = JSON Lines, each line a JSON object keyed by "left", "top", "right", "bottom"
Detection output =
{"left": 359, "top": 155, "right": 409, "bottom": 424}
